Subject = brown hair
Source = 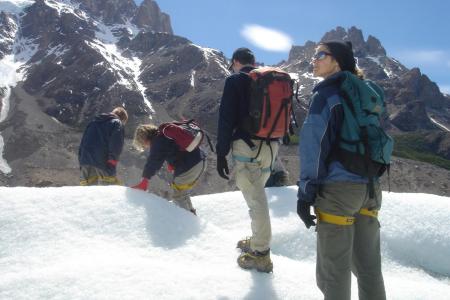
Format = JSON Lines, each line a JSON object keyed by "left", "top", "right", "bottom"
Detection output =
{"left": 320, "top": 42, "right": 364, "bottom": 79}
{"left": 133, "top": 124, "right": 159, "bottom": 151}
{"left": 112, "top": 107, "right": 128, "bottom": 124}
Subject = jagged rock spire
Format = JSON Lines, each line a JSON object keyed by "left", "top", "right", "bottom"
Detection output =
{"left": 133, "top": 0, "right": 173, "bottom": 34}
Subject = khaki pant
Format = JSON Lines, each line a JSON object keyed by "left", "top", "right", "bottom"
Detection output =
{"left": 315, "top": 182, "right": 386, "bottom": 300}
{"left": 232, "top": 139, "right": 279, "bottom": 252}
{"left": 171, "top": 160, "right": 206, "bottom": 211}
{"left": 80, "top": 165, "right": 120, "bottom": 186}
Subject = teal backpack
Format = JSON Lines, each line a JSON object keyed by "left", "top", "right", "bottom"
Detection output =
{"left": 334, "top": 71, "right": 394, "bottom": 196}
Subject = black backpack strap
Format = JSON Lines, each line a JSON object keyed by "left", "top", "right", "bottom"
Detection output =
{"left": 265, "top": 97, "right": 289, "bottom": 142}
{"left": 260, "top": 76, "right": 272, "bottom": 128}
{"left": 205, "top": 132, "right": 215, "bottom": 153}
{"left": 361, "top": 126, "right": 375, "bottom": 199}
{"left": 387, "top": 164, "right": 391, "bottom": 193}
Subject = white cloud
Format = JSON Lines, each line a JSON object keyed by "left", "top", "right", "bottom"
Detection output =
{"left": 440, "top": 85, "right": 450, "bottom": 95}
{"left": 241, "top": 24, "right": 292, "bottom": 52}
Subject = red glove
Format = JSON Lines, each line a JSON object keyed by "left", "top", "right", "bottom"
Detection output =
{"left": 167, "top": 163, "right": 175, "bottom": 173}
{"left": 107, "top": 159, "right": 118, "bottom": 167}
{"left": 132, "top": 178, "right": 149, "bottom": 191}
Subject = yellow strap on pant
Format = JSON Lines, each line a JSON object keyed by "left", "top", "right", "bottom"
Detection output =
{"left": 315, "top": 208, "right": 378, "bottom": 226}
{"left": 80, "top": 175, "right": 121, "bottom": 186}
{"left": 171, "top": 181, "right": 197, "bottom": 191}
{"left": 359, "top": 208, "right": 379, "bottom": 218}
{"left": 315, "top": 208, "right": 355, "bottom": 226}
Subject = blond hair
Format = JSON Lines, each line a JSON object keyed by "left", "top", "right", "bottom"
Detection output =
{"left": 355, "top": 67, "right": 365, "bottom": 80}
{"left": 133, "top": 124, "right": 159, "bottom": 151}
{"left": 112, "top": 107, "right": 128, "bottom": 124}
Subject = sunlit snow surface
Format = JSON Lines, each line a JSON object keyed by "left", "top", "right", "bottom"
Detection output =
{"left": 1, "top": 186, "right": 449, "bottom": 299}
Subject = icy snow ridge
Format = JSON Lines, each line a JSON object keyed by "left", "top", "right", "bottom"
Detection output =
{"left": 0, "top": 186, "right": 449, "bottom": 299}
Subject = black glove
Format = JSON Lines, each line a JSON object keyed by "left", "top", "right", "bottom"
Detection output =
{"left": 297, "top": 200, "right": 316, "bottom": 229}
{"left": 216, "top": 155, "right": 229, "bottom": 180}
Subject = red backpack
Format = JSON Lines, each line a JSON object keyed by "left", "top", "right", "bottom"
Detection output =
{"left": 159, "top": 119, "right": 212, "bottom": 152}
{"left": 242, "top": 67, "right": 294, "bottom": 140}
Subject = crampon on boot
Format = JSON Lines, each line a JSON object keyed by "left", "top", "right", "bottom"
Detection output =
{"left": 236, "top": 237, "right": 251, "bottom": 252}
{"left": 237, "top": 249, "right": 273, "bottom": 273}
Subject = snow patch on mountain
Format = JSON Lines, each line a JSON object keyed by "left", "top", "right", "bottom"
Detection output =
{"left": 0, "top": 0, "right": 34, "bottom": 14}
{"left": 429, "top": 116, "right": 450, "bottom": 132}
{"left": 301, "top": 72, "right": 321, "bottom": 82}
{"left": 92, "top": 21, "right": 154, "bottom": 114}
{"left": 194, "top": 44, "right": 230, "bottom": 75}
{"left": 43, "top": 0, "right": 85, "bottom": 19}
{"left": 367, "top": 55, "right": 382, "bottom": 65}
{"left": 190, "top": 70, "right": 196, "bottom": 88}
{"left": 0, "top": 35, "right": 38, "bottom": 174}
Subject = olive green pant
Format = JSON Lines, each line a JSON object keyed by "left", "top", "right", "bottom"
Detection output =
{"left": 232, "top": 139, "right": 279, "bottom": 252}
{"left": 80, "top": 165, "right": 120, "bottom": 186}
{"left": 315, "top": 182, "right": 386, "bottom": 300}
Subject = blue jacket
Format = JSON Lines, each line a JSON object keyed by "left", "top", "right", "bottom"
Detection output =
{"left": 142, "top": 134, "right": 206, "bottom": 179}
{"left": 298, "top": 72, "right": 367, "bottom": 204}
{"left": 78, "top": 113, "right": 124, "bottom": 174}
{"left": 216, "top": 66, "right": 256, "bottom": 157}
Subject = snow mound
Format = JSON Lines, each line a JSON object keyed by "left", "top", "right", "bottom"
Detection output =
{"left": 0, "top": 186, "right": 449, "bottom": 299}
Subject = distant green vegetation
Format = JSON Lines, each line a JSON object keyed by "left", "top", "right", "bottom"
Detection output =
{"left": 392, "top": 132, "right": 450, "bottom": 170}
{"left": 288, "top": 134, "right": 299, "bottom": 144}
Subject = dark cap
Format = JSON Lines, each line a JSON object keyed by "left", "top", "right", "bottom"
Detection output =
{"left": 228, "top": 47, "right": 255, "bottom": 70}
{"left": 321, "top": 41, "right": 356, "bottom": 73}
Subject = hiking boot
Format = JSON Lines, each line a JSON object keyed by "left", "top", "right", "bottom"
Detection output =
{"left": 237, "top": 250, "right": 273, "bottom": 273}
{"left": 236, "top": 237, "right": 251, "bottom": 252}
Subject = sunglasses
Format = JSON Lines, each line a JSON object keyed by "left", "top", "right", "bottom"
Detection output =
{"left": 313, "top": 51, "right": 333, "bottom": 61}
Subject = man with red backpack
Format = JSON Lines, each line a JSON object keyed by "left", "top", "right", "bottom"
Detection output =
{"left": 131, "top": 122, "right": 207, "bottom": 215}
{"left": 216, "top": 47, "right": 293, "bottom": 273}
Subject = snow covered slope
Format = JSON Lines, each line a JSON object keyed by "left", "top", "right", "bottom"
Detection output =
{"left": 1, "top": 186, "right": 449, "bottom": 299}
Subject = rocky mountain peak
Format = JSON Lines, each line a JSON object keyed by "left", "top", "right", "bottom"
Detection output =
{"left": 75, "top": 0, "right": 136, "bottom": 25}
{"left": 70, "top": 0, "right": 172, "bottom": 33}
{"left": 320, "top": 26, "right": 348, "bottom": 41}
{"left": 366, "top": 35, "right": 386, "bottom": 56}
{"left": 133, "top": 0, "right": 173, "bottom": 34}
{"left": 320, "top": 26, "right": 387, "bottom": 57}
{"left": 396, "top": 68, "right": 448, "bottom": 109}
{"left": 21, "top": 0, "right": 95, "bottom": 51}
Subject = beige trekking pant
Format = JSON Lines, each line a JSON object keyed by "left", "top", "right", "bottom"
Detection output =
{"left": 315, "top": 182, "right": 386, "bottom": 300}
{"left": 232, "top": 139, "right": 279, "bottom": 252}
{"left": 171, "top": 160, "right": 206, "bottom": 212}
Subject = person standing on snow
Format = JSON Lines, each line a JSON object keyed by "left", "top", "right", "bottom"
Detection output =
{"left": 131, "top": 124, "right": 206, "bottom": 215}
{"left": 297, "top": 41, "right": 386, "bottom": 300}
{"left": 216, "top": 47, "right": 280, "bottom": 273}
{"left": 78, "top": 107, "right": 128, "bottom": 186}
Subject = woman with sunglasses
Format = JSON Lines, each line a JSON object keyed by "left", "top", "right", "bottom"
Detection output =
{"left": 297, "top": 41, "right": 386, "bottom": 300}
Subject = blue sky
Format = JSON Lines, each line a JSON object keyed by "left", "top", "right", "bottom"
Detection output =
{"left": 136, "top": 0, "right": 450, "bottom": 94}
